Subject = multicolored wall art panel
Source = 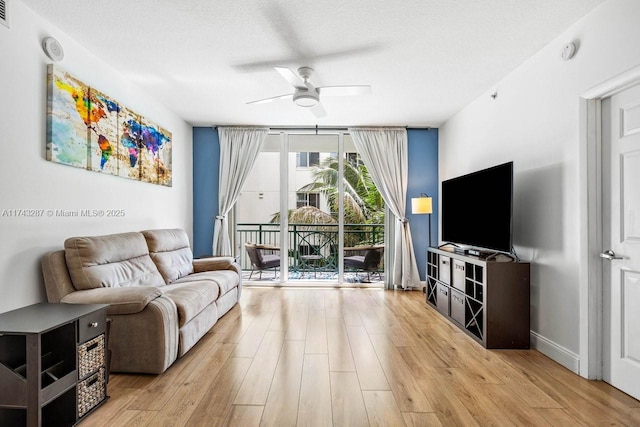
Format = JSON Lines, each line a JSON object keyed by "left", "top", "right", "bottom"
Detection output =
{"left": 46, "top": 65, "right": 172, "bottom": 186}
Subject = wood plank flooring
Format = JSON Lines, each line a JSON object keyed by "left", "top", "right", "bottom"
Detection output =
{"left": 88, "top": 287, "right": 640, "bottom": 426}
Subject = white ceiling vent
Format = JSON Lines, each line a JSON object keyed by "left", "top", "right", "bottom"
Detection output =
{"left": 0, "top": 0, "right": 9, "bottom": 29}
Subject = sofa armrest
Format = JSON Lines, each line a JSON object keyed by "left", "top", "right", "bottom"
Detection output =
{"left": 193, "top": 256, "right": 243, "bottom": 299}
{"left": 60, "top": 287, "right": 163, "bottom": 315}
{"left": 193, "top": 256, "right": 238, "bottom": 273}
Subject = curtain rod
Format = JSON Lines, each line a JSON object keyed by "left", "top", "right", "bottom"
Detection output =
{"left": 212, "top": 125, "right": 433, "bottom": 133}
{"left": 269, "top": 126, "right": 349, "bottom": 132}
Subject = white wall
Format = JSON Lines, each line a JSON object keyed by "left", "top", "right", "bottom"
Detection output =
{"left": 236, "top": 152, "right": 281, "bottom": 224}
{"left": 439, "top": 0, "right": 640, "bottom": 370}
{"left": 0, "top": 1, "right": 192, "bottom": 313}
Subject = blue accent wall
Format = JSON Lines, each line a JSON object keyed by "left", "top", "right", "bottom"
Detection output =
{"left": 193, "top": 127, "right": 219, "bottom": 257}
{"left": 407, "top": 128, "right": 439, "bottom": 281}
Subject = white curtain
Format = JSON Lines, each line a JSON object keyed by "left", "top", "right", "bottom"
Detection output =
{"left": 349, "top": 128, "right": 420, "bottom": 289}
{"left": 212, "top": 127, "right": 268, "bottom": 256}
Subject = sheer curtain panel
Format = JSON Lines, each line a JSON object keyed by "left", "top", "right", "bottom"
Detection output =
{"left": 213, "top": 127, "right": 268, "bottom": 256}
{"left": 349, "top": 128, "right": 420, "bottom": 289}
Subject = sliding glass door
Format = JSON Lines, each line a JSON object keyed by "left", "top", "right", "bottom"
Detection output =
{"left": 287, "top": 135, "right": 339, "bottom": 281}
{"left": 236, "top": 131, "right": 384, "bottom": 286}
{"left": 234, "top": 134, "right": 281, "bottom": 281}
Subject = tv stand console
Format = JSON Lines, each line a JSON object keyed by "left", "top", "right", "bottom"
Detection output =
{"left": 426, "top": 247, "right": 530, "bottom": 349}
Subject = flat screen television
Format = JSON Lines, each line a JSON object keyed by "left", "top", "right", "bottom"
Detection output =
{"left": 441, "top": 161, "right": 513, "bottom": 253}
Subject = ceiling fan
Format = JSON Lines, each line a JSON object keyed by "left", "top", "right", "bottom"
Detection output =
{"left": 246, "top": 66, "right": 371, "bottom": 118}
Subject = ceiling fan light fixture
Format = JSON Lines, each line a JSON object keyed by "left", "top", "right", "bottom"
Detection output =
{"left": 293, "top": 89, "right": 319, "bottom": 107}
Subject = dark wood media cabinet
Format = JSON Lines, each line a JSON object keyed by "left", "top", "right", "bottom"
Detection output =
{"left": 426, "top": 247, "right": 530, "bottom": 349}
{"left": 0, "top": 303, "right": 108, "bottom": 426}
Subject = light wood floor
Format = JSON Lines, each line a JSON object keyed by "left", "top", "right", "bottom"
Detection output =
{"left": 87, "top": 287, "right": 640, "bottom": 426}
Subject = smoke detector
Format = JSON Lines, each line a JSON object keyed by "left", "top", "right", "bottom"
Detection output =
{"left": 42, "top": 37, "right": 64, "bottom": 62}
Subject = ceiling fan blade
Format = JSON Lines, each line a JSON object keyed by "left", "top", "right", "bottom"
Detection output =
{"left": 232, "top": 45, "right": 382, "bottom": 73}
{"left": 246, "top": 93, "right": 293, "bottom": 105}
{"left": 232, "top": 3, "right": 381, "bottom": 73}
{"left": 309, "top": 102, "right": 327, "bottom": 118}
{"left": 318, "top": 85, "right": 372, "bottom": 96}
{"left": 275, "top": 67, "right": 307, "bottom": 89}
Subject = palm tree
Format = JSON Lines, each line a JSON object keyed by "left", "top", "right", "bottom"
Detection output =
{"left": 297, "top": 155, "right": 385, "bottom": 224}
{"left": 269, "top": 154, "right": 384, "bottom": 248}
{"left": 270, "top": 205, "right": 336, "bottom": 227}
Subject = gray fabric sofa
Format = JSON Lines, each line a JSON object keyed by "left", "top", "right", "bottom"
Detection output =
{"left": 41, "top": 228, "right": 241, "bottom": 374}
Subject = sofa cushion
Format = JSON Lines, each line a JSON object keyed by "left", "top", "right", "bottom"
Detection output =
{"left": 173, "top": 270, "right": 239, "bottom": 296}
{"left": 160, "top": 281, "right": 219, "bottom": 327}
{"left": 142, "top": 229, "right": 194, "bottom": 284}
{"left": 65, "top": 232, "right": 165, "bottom": 290}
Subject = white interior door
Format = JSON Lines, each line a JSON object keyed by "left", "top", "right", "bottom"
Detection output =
{"left": 602, "top": 83, "right": 640, "bottom": 400}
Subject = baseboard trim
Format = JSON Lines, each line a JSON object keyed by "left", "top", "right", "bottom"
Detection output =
{"left": 530, "top": 331, "right": 580, "bottom": 374}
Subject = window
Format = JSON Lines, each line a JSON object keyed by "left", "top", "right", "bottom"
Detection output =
{"left": 296, "top": 152, "right": 320, "bottom": 168}
{"left": 346, "top": 152, "right": 362, "bottom": 166}
{"left": 297, "top": 192, "right": 320, "bottom": 208}
{"left": 309, "top": 152, "right": 319, "bottom": 166}
{"left": 296, "top": 152, "right": 307, "bottom": 167}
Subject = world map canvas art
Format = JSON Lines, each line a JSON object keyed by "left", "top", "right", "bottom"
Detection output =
{"left": 46, "top": 65, "right": 172, "bottom": 186}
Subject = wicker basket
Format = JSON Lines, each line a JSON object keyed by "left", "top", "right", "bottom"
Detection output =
{"left": 78, "top": 334, "right": 105, "bottom": 379}
{"left": 77, "top": 367, "right": 106, "bottom": 418}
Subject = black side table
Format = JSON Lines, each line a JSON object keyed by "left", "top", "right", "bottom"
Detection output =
{"left": 0, "top": 303, "right": 109, "bottom": 426}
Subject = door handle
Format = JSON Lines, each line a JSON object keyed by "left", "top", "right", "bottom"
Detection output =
{"left": 600, "top": 250, "right": 624, "bottom": 260}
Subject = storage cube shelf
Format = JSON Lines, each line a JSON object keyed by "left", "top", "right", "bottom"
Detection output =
{"left": 426, "top": 247, "right": 530, "bottom": 349}
{"left": 0, "top": 303, "right": 108, "bottom": 426}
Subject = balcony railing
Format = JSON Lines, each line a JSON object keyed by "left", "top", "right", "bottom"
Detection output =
{"left": 236, "top": 223, "right": 384, "bottom": 274}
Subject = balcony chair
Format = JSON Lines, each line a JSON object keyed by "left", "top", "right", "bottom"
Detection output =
{"left": 245, "top": 242, "right": 280, "bottom": 280}
{"left": 343, "top": 244, "right": 384, "bottom": 282}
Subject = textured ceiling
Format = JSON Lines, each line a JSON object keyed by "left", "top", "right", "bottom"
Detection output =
{"left": 21, "top": 0, "right": 605, "bottom": 127}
